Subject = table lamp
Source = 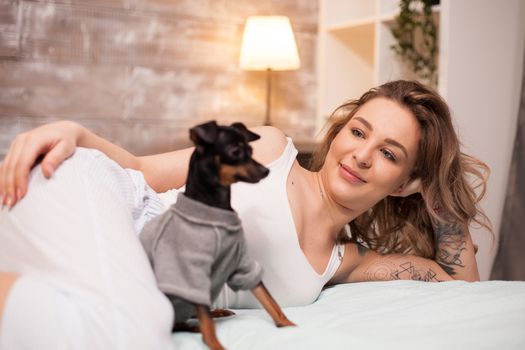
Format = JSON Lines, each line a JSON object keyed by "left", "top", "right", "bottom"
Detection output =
{"left": 239, "top": 16, "right": 301, "bottom": 126}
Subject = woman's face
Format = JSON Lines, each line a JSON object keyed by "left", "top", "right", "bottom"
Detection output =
{"left": 323, "top": 97, "right": 421, "bottom": 212}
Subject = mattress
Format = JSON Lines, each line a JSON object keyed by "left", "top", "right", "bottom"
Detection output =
{"left": 172, "top": 280, "right": 525, "bottom": 349}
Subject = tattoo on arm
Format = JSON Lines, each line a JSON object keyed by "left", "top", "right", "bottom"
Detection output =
{"left": 363, "top": 260, "right": 442, "bottom": 282}
{"left": 433, "top": 221, "right": 467, "bottom": 276}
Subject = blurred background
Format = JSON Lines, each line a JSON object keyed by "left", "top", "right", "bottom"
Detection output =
{"left": 0, "top": 0, "right": 319, "bottom": 154}
{"left": 1, "top": 0, "right": 524, "bottom": 281}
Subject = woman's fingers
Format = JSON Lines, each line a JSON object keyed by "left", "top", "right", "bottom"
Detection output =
{"left": 3, "top": 133, "right": 37, "bottom": 208}
{"left": 0, "top": 121, "right": 80, "bottom": 209}
{"left": 11, "top": 139, "right": 75, "bottom": 205}
{"left": 12, "top": 135, "right": 50, "bottom": 203}
{"left": 0, "top": 156, "right": 9, "bottom": 207}
{"left": 10, "top": 136, "right": 28, "bottom": 205}
{"left": 40, "top": 140, "right": 75, "bottom": 179}
{"left": 1, "top": 134, "right": 26, "bottom": 208}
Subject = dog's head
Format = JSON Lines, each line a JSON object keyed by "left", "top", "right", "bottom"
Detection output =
{"left": 189, "top": 121, "right": 269, "bottom": 186}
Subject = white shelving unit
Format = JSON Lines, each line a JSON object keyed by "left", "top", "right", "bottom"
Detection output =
{"left": 316, "top": 0, "right": 438, "bottom": 133}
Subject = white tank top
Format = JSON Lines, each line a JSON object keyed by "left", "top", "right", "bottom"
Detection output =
{"left": 156, "top": 138, "right": 344, "bottom": 308}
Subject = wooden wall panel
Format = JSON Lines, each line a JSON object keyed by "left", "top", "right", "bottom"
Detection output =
{"left": 0, "top": 0, "right": 318, "bottom": 158}
{"left": 0, "top": 0, "right": 19, "bottom": 57}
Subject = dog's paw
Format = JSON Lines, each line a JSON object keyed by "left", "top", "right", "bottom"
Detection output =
{"left": 210, "top": 308, "right": 236, "bottom": 318}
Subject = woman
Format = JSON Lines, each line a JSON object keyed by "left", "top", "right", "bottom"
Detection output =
{"left": 0, "top": 80, "right": 491, "bottom": 348}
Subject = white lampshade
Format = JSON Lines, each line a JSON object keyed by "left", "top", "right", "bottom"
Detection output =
{"left": 239, "top": 16, "right": 301, "bottom": 71}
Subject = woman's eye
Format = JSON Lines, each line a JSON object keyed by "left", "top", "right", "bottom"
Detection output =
{"left": 351, "top": 128, "right": 364, "bottom": 138}
{"left": 381, "top": 149, "right": 396, "bottom": 162}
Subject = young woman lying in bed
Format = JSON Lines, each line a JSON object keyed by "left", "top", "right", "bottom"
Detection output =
{"left": 0, "top": 80, "right": 492, "bottom": 347}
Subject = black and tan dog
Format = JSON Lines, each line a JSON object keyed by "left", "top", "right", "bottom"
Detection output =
{"left": 140, "top": 121, "right": 294, "bottom": 350}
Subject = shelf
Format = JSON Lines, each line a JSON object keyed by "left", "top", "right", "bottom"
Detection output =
{"left": 317, "top": 0, "right": 442, "bottom": 132}
{"left": 378, "top": 12, "right": 397, "bottom": 23}
{"left": 379, "top": 4, "right": 441, "bottom": 25}
{"left": 327, "top": 16, "right": 375, "bottom": 32}
{"left": 328, "top": 21, "right": 375, "bottom": 65}
{"left": 319, "top": 19, "right": 375, "bottom": 122}
{"left": 322, "top": 0, "right": 375, "bottom": 27}
{"left": 327, "top": 4, "right": 441, "bottom": 29}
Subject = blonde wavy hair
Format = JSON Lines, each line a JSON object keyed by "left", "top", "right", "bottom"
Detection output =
{"left": 310, "top": 80, "right": 493, "bottom": 258}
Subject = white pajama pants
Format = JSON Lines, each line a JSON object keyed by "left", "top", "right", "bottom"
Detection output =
{"left": 0, "top": 148, "right": 174, "bottom": 350}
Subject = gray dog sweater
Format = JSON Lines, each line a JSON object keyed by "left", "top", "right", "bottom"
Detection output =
{"left": 139, "top": 193, "right": 263, "bottom": 323}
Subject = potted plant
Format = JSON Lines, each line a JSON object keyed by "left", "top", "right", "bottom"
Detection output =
{"left": 390, "top": 0, "right": 439, "bottom": 86}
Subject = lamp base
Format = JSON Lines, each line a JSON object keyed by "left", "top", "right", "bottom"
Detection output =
{"left": 264, "top": 68, "right": 272, "bottom": 126}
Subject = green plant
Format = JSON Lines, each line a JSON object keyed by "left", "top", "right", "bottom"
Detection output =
{"left": 390, "top": 0, "right": 439, "bottom": 85}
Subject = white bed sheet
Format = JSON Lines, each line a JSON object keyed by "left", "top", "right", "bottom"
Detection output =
{"left": 172, "top": 280, "right": 525, "bottom": 350}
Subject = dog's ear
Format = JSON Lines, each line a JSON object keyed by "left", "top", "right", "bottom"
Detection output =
{"left": 190, "top": 121, "right": 219, "bottom": 147}
{"left": 230, "top": 122, "right": 260, "bottom": 142}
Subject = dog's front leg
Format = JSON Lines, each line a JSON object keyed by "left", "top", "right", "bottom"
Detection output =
{"left": 195, "top": 304, "right": 226, "bottom": 350}
{"left": 251, "top": 282, "right": 296, "bottom": 327}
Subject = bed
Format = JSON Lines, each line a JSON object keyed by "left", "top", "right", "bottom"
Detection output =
{"left": 172, "top": 280, "right": 525, "bottom": 349}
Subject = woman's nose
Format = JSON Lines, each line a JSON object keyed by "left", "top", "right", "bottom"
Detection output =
{"left": 353, "top": 146, "right": 372, "bottom": 169}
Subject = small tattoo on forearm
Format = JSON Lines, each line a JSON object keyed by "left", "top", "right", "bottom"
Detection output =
{"left": 433, "top": 222, "right": 467, "bottom": 276}
{"left": 364, "top": 261, "right": 442, "bottom": 282}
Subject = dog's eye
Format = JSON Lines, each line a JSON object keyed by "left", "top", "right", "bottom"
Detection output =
{"left": 227, "top": 146, "right": 244, "bottom": 159}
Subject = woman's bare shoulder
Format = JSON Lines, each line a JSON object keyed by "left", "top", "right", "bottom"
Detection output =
{"left": 249, "top": 126, "right": 289, "bottom": 165}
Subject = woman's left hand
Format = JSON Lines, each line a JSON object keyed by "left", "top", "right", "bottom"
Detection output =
{"left": 390, "top": 178, "right": 422, "bottom": 197}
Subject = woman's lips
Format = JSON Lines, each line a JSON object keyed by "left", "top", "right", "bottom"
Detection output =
{"left": 339, "top": 163, "right": 367, "bottom": 184}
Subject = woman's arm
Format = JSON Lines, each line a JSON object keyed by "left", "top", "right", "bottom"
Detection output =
{"left": 137, "top": 125, "right": 288, "bottom": 193}
{"left": 0, "top": 121, "right": 288, "bottom": 206}
{"left": 336, "top": 224, "right": 479, "bottom": 284}
{"left": 344, "top": 246, "right": 454, "bottom": 283}
{"left": 71, "top": 121, "right": 193, "bottom": 191}
{"left": 0, "top": 121, "right": 189, "bottom": 205}
{"left": 0, "top": 121, "right": 149, "bottom": 207}
{"left": 390, "top": 179, "right": 480, "bottom": 282}
{"left": 81, "top": 124, "right": 288, "bottom": 193}
{"left": 432, "top": 221, "right": 480, "bottom": 281}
